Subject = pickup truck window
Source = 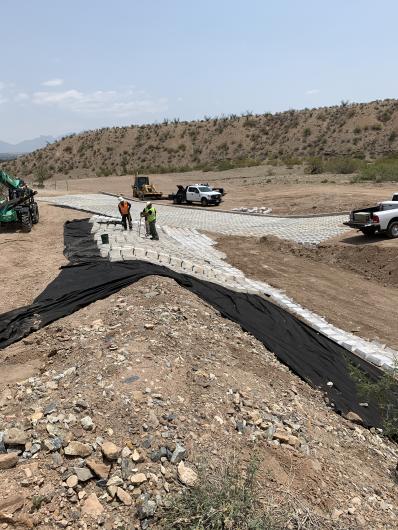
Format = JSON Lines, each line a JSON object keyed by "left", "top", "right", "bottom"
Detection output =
{"left": 380, "top": 204, "right": 398, "bottom": 211}
{"left": 198, "top": 186, "right": 212, "bottom": 192}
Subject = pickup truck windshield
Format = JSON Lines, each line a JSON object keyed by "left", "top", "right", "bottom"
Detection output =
{"left": 198, "top": 186, "right": 212, "bottom": 192}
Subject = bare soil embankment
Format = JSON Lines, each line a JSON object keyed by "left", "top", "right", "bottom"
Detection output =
{"left": 217, "top": 233, "right": 398, "bottom": 350}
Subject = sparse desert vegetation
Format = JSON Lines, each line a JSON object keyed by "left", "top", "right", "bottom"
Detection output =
{"left": 4, "top": 99, "right": 398, "bottom": 182}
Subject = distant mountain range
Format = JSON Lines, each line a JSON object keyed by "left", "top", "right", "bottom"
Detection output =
{"left": 0, "top": 135, "right": 56, "bottom": 154}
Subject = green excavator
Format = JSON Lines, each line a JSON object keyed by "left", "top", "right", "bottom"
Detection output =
{"left": 0, "top": 170, "right": 39, "bottom": 232}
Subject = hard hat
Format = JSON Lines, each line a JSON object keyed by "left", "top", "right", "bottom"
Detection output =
{"left": 146, "top": 201, "right": 152, "bottom": 206}
{"left": 118, "top": 196, "right": 124, "bottom": 202}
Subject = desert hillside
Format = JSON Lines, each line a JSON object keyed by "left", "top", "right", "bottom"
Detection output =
{"left": 3, "top": 99, "right": 398, "bottom": 179}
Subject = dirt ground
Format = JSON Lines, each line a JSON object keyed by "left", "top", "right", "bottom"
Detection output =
{"left": 217, "top": 231, "right": 398, "bottom": 350}
{"left": 1, "top": 185, "right": 398, "bottom": 528}
{"left": 39, "top": 165, "right": 398, "bottom": 215}
{"left": 0, "top": 204, "right": 86, "bottom": 313}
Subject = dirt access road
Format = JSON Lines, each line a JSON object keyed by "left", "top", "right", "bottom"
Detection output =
{"left": 217, "top": 231, "right": 398, "bottom": 351}
{"left": 40, "top": 164, "right": 398, "bottom": 215}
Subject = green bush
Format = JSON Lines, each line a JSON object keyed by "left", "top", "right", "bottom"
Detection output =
{"left": 96, "top": 166, "right": 112, "bottom": 177}
{"left": 356, "top": 156, "right": 398, "bottom": 182}
{"left": 377, "top": 110, "right": 392, "bottom": 123}
{"left": 348, "top": 361, "right": 398, "bottom": 441}
{"left": 305, "top": 157, "right": 324, "bottom": 174}
{"left": 282, "top": 156, "right": 302, "bottom": 167}
{"left": 199, "top": 158, "right": 261, "bottom": 172}
{"left": 305, "top": 157, "right": 363, "bottom": 175}
{"left": 324, "top": 157, "right": 364, "bottom": 174}
{"left": 34, "top": 164, "right": 51, "bottom": 186}
{"left": 243, "top": 119, "right": 257, "bottom": 128}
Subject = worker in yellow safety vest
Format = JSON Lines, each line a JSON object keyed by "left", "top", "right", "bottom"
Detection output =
{"left": 141, "top": 201, "right": 159, "bottom": 240}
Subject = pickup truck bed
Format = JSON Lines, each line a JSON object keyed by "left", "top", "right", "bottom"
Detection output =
{"left": 344, "top": 200, "right": 398, "bottom": 238}
{"left": 344, "top": 206, "right": 379, "bottom": 228}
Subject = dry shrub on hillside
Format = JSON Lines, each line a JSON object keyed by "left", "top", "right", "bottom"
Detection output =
{"left": 162, "top": 456, "right": 354, "bottom": 530}
{"left": 356, "top": 156, "right": 398, "bottom": 182}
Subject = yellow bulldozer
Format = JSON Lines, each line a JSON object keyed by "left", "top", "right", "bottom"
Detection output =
{"left": 132, "top": 175, "right": 163, "bottom": 200}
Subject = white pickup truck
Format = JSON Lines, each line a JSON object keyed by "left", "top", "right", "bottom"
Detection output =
{"left": 344, "top": 193, "right": 398, "bottom": 238}
{"left": 173, "top": 184, "right": 222, "bottom": 206}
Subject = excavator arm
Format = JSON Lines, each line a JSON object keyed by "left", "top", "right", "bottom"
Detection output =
{"left": 0, "top": 169, "right": 22, "bottom": 190}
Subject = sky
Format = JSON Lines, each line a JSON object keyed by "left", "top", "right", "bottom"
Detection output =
{"left": 1, "top": 0, "right": 398, "bottom": 143}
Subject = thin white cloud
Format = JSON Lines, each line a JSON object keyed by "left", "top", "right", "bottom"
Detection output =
{"left": 0, "top": 82, "right": 7, "bottom": 104}
{"left": 32, "top": 88, "right": 168, "bottom": 116}
{"left": 306, "top": 89, "right": 320, "bottom": 95}
{"left": 42, "top": 78, "right": 64, "bottom": 87}
{"left": 33, "top": 89, "right": 82, "bottom": 105}
{"left": 14, "top": 92, "right": 29, "bottom": 102}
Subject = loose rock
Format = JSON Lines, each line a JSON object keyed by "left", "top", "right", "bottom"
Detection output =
{"left": 0, "top": 495, "right": 25, "bottom": 514}
{"left": 101, "top": 441, "right": 121, "bottom": 460}
{"left": 137, "top": 496, "right": 157, "bottom": 519}
{"left": 0, "top": 452, "right": 18, "bottom": 469}
{"left": 130, "top": 473, "right": 147, "bottom": 486}
{"left": 116, "top": 487, "right": 132, "bottom": 506}
{"left": 80, "top": 416, "right": 95, "bottom": 431}
{"left": 81, "top": 493, "right": 104, "bottom": 517}
{"left": 86, "top": 458, "right": 111, "bottom": 479}
{"left": 344, "top": 411, "right": 364, "bottom": 425}
{"left": 64, "top": 441, "right": 92, "bottom": 457}
{"left": 74, "top": 467, "right": 93, "bottom": 482}
{"left": 66, "top": 475, "right": 78, "bottom": 488}
{"left": 170, "top": 443, "right": 187, "bottom": 464}
{"left": 4, "top": 428, "right": 27, "bottom": 446}
{"left": 177, "top": 461, "right": 198, "bottom": 487}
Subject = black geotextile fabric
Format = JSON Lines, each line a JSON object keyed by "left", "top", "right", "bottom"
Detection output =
{"left": 0, "top": 219, "right": 390, "bottom": 428}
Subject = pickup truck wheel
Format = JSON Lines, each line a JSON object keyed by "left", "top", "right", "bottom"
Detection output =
{"left": 387, "top": 221, "right": 398, "bottom": 238}
{"left": 360, "top": 226, "right": 376, "bottom": 236}
{"left": 201, "top": 197, "right": 208, "bottom": 207}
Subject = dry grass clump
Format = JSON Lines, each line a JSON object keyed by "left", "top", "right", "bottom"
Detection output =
{"left": 162, "top": 457, "right": 352, "bottom": 530}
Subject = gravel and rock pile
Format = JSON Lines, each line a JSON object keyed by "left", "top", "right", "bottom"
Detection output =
{"left": 0, "top": 276, "right": 397, "bottom": 529}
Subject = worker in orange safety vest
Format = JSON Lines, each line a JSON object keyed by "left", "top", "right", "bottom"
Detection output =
{"left": 118, "top": 196, "right": 132, "bottom": 230}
